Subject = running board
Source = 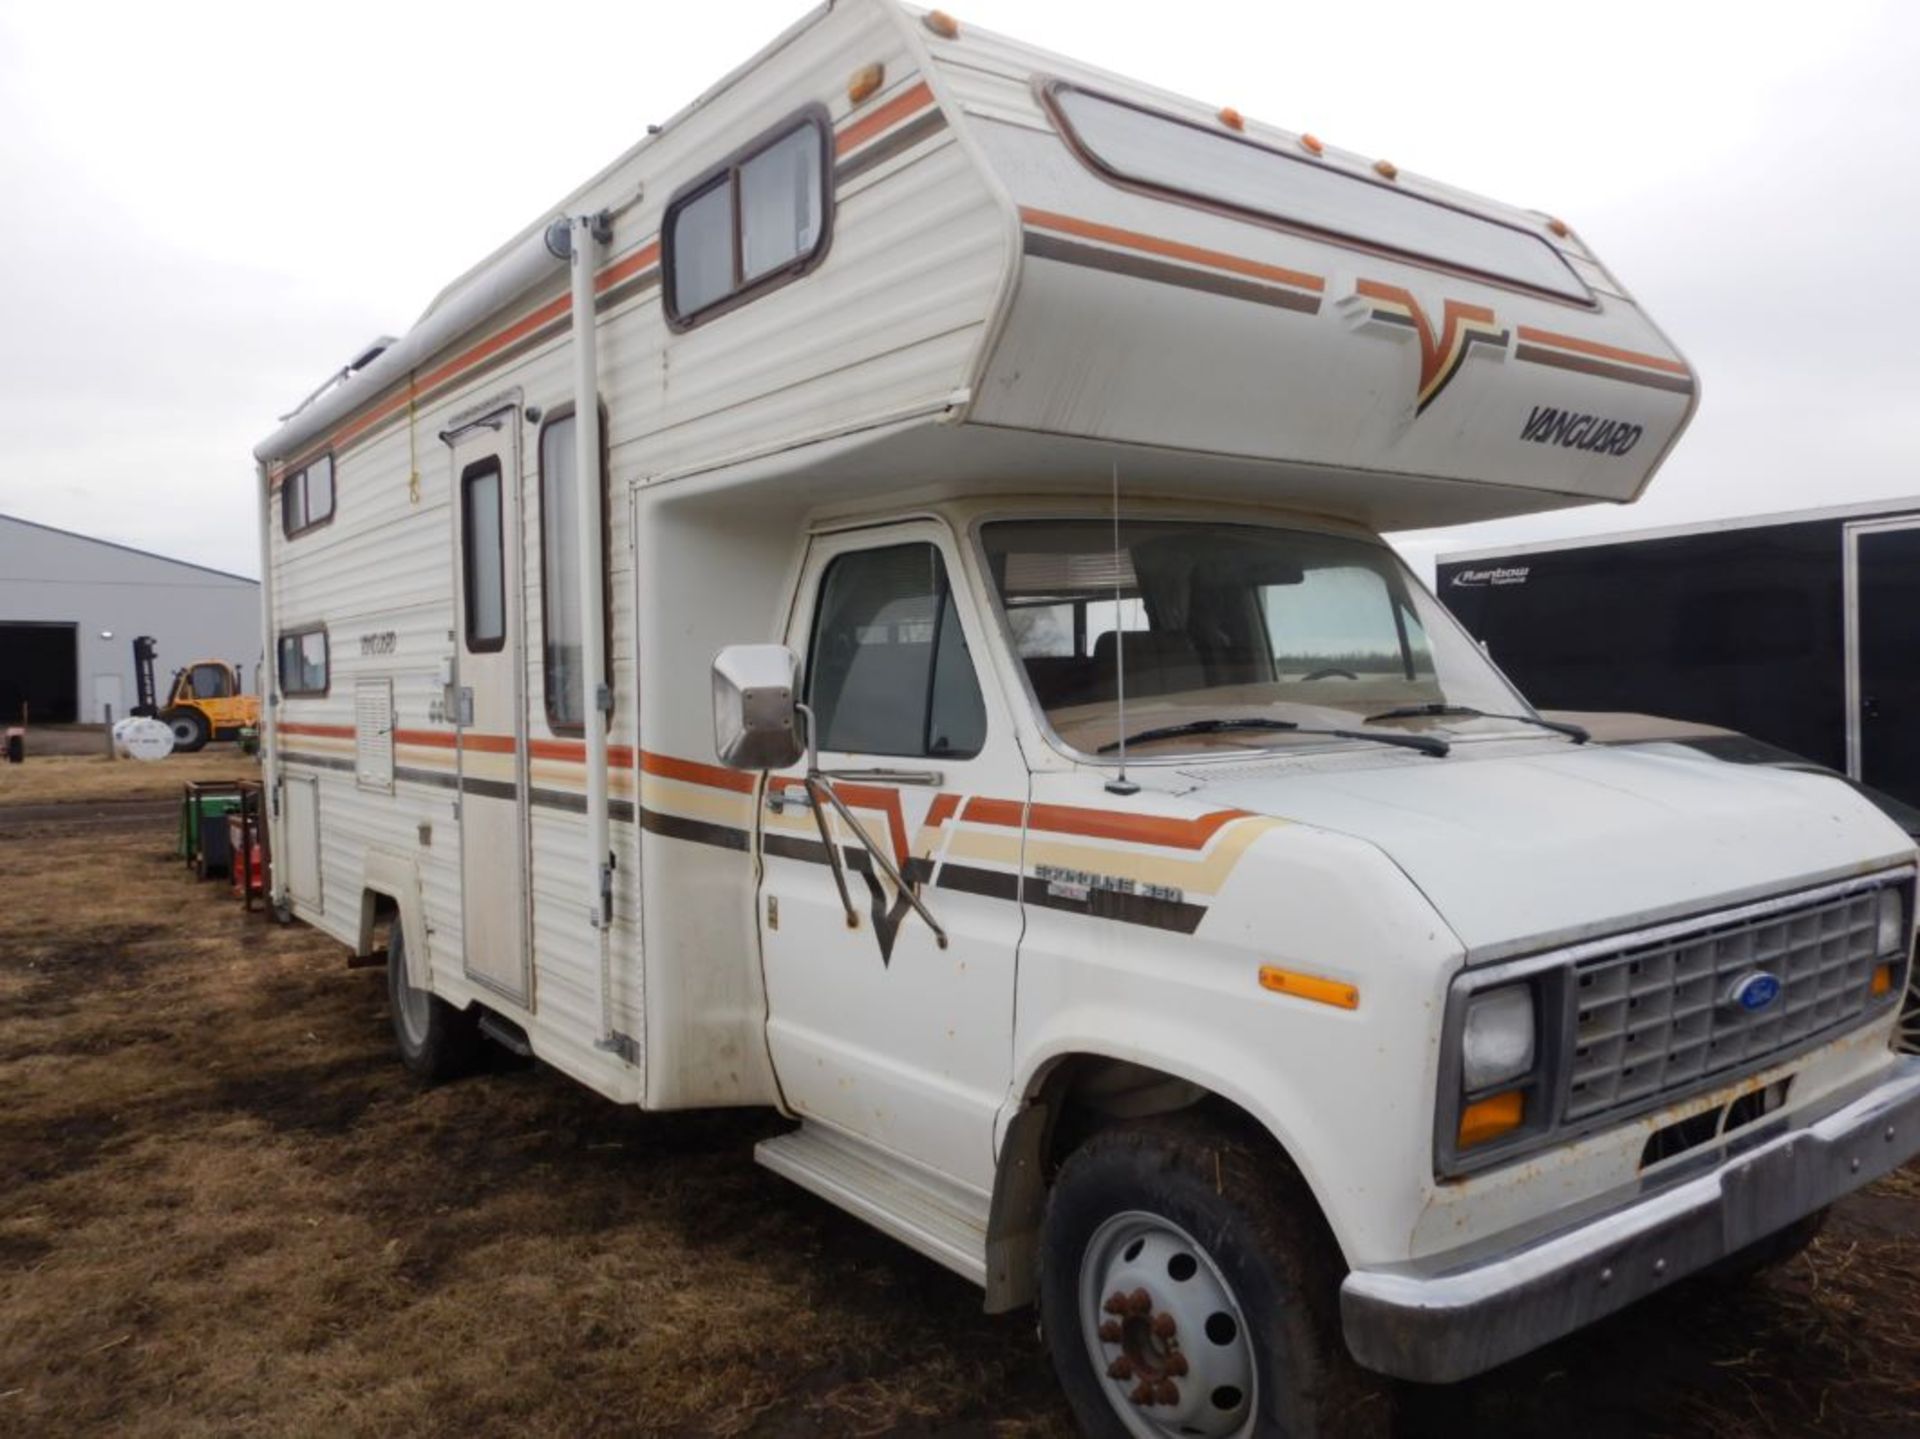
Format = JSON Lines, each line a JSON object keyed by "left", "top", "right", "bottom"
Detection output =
{"left": 755, "top": 1123, "right": 989, "bottom": 1287}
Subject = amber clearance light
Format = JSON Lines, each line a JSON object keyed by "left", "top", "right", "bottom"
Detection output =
{"left": 1258, "top": 966, "right": 1358, "bottom": 1011}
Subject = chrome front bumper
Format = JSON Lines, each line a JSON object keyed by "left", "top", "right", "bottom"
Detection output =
{"left": 1341, "top": 1055, "right": 1920, "bottom": 1383}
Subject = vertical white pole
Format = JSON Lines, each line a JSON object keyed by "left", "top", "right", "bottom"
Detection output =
{"left": 256, "top": 460, "right": 282, "bottom": 909}
{"left": 568, "top": 214, "right": 615, "bottom": 1052}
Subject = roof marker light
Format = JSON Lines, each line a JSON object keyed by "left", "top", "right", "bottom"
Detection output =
{"left": 1218, "top": 106, "right": 1245, "bottom": 131}
{"left": 1373, "top": 158, "right": 1398, "bottom": 180}
{"left": 924, "top": 9, "right": 960, "bottom": 38}
{"left": 1299, "top": 133, "right": 1325, "bottom": 156}
{"left": 1547, "top": 216, "right": 1571, "bottom": 238}
{"left": 848, "top": 62, "right": 885, "bottom": 105}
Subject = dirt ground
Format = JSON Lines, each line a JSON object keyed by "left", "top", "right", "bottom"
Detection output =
{"left": 0, "top": 750, "right": 258, "bottom": 806}
{"left": 3, "top": 796, "right": 1920, "bottom": 1436}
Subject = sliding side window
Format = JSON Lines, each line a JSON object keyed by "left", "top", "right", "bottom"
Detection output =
{"left": 277, "top": 627, "right": 329, "bottom": 697}
{"left": 538, "top": 409, "right": 613, "bottom": 730}
{"left": 665, "top": 109, "right": 830, "bottom": 327}
{"left": 460, "top": 458, "right": 506, "bottom": 653}
{"left": 280, "top": 455, "right": 335, "bottom": 538}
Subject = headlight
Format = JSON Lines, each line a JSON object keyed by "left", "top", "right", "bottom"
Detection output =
{"left": 1876, "top": 889, "right": 1908, "bottom": 957}
{"left": 1462, "top": 984, "right": 1537, "bottom": 1092}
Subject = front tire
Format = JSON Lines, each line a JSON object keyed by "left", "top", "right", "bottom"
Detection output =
{"left": 164, "top": 707, "right": 209, "bottom": 752}
{"left": 386, "top": 914, "right": 481, "bottom": 1082}
{"left": 1039, "top": 1119, "right": 1387, "bottom": 1439}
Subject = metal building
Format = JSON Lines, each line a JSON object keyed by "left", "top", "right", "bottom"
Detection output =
{"left": 0, "top": 513, "right": 260, "bottom": 725}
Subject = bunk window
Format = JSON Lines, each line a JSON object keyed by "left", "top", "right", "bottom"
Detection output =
{"left": 538, "top": 409, "right": 613, "bottom": 730}
{"left": 461, "top": 458, "right": 507, "bottom": 653}
{"left": 1045, "top": 83, "right": 1590, "bottom": 304}
{"left": 277, "top": 627, "right": 329, "bottom": 697}
{"left": 664, "top": 108, "right": 831, "bottom": 328}
{"left": 805, "top": 544, "right": 986, "bottom": 759}
{"left": 280, "top": 455, "right": 335, "bottom": 538}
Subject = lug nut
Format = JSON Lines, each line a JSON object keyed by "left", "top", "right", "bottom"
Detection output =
{"left": 1130, "top": 1380, "right": 1156, "bottom": 1405}
{"left": 1167, "top": 1352, "right": 1190, "bottom": 1377}
{"left": 1104, "top": 1291, "right": 1129, "bottom": 1316}
{"left": 1128, "top": 1288, "right": 1153, "bottom": 1316}
{"left": 1152, "top": 1311, "right": 1178, "bottom": 1339}
{"left": 1154, "top": 1379, "right": 1180, "bottom": 1405}
{"left": 1098, "top": 1320, "right": 1123, "bottom": 1342}
{"left": 1107, "top": 1356, "right": 1134, "bottom": 1380}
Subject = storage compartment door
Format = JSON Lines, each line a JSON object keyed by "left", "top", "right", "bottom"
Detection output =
{"left": 282, "top": 775, "right": 322, "bottom": 908}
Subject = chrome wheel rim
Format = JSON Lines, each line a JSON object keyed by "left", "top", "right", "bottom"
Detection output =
{"left": 1077, "top": 1210, "right": 1256, "bottom": 1439}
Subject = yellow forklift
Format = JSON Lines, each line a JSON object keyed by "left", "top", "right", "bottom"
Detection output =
{"left": 130, "top": 635, "right": 259, "bottom": 752}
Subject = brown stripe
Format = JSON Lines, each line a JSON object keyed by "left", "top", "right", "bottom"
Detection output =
{"left": 1021, "top": 207, "right": 1325, "bottom": 294}
{"left": 834, "top": 108, "right": 948, "bottom": 186}
{"left": 640, "top": 749, "right": 758, "bottom": 794}
{"left": 836, "top": 80, "right": 935, "bottom": 155}
{"left": 1024, "top": 231, "right": 1320, "bottom": 315}
{"left": 1516, "top": 324, "right": 1689, "bottom": 377}
{"left": 1515, "top": 344, "right": 1695, "bottom": 395}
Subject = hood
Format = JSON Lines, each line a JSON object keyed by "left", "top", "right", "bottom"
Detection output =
{"left": 1192, "top": 741, "right": 1916, "bottom": 961}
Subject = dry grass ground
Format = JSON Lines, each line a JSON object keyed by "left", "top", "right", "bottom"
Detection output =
{"left": 0, "top": 751, "right": 258, "bottom": 807}
{"left": 2, "top": 783, "right": 1919, "bottom": 1436}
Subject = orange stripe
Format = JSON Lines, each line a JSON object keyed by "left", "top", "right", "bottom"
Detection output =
{"left": 639, "top": 749, "right": 757, "bottom": 795}
{"left": 1021, "top": 207, "right": 1325, "bottom": 295}
{"left": 1515, "top": 325, "right": 1689, "bottom": 377}
{"left": 926, "top": 793, "right": 962, "bottom": 829}
{"left": 595, "top": 241, "right": 660, "bottom": 294}
{"left": 836, "top": 79, "right": 934, "bottom": 155}
{"left": 394, "top": 727, "right": 456, "bottom": 749}
{"left": 279, "top": 721, "right": 353, "bottom": 740}
{"left": 960, "top": 795, "right": 1248, "bottom": 852}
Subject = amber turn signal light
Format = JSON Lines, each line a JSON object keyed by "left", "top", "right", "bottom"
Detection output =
{"left": 1258, "top": 966, "right": 1358, "bottom": 1011}
{"left": 1873, "top": 962, "right": 1895, "bottom": 997}
{"left": 1458, "top": 1090, "right": 1525, "bottom": 1148}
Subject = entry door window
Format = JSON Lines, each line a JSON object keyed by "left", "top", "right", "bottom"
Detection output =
{"left": 806, "top": 544, "right": 986, "bottom": 759}
{"left": 461, "top": 458, "right": 506, "bottom": 652}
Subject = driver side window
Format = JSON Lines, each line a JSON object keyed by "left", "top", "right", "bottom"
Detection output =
{"left": 806, "top": 543, "right": 986, "bottom": 759}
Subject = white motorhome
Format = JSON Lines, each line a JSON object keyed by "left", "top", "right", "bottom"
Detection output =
{"left": 253, "top": 4, "right": 1920, "bottom": 1432}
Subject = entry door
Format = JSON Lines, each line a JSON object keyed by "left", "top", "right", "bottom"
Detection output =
{"left": 1847, "top": 517, "right": 1920, "bottom": 809}
{"left": 758, "top": 524, "right": 1025, "bottom": 1193}
{"left": 450, "top": 410, "right": 532, "bottom": 1006}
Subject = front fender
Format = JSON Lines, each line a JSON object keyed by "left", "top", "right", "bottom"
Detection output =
{"left": 1009, "top": 816, "right": 1464, "bottom": 1269}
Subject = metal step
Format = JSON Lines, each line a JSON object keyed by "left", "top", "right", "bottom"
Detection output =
{"left": 477, "top": 1013, "right": 534, "bottom": 1057}
{"left": 756, "top": 1123, "right": 989, "bottom": 1286}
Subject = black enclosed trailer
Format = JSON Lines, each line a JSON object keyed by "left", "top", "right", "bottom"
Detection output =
{"left": 1436, "top": 498, "right": 1920, "bottom": 809}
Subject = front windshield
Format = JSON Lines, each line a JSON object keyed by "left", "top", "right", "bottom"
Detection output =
{"left": 981, "top": 518, "right": 1531, "bottom": 757}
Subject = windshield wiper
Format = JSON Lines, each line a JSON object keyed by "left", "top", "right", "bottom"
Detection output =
{"left": 1364, "top": 703, "right": 1589, "bottom": 743}
{"left": 1097, "top": 717, "right": 1449, "bottom": 758}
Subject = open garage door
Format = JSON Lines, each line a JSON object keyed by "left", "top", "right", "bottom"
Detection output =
{"left": 0, "top": 622, "right": 79, "bottom": 723}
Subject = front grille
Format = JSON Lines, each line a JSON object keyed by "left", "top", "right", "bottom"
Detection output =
{"left": 1566, "top": 887, "right": 1886, "bottom": 1122}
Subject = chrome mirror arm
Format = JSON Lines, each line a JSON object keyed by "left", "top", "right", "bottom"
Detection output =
{"left": 793, "top": 702, "right": 949, "bottom": 950}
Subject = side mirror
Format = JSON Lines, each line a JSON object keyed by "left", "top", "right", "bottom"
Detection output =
{"left": 712, "top": 644, "right": 804, "bottom": 771}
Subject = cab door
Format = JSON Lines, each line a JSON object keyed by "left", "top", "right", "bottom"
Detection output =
{"left": 449, "top": 408, "right": 533, "bottom": 1006}
{"left": 758, "top": 523, "right": 1026, "bottom": 1193}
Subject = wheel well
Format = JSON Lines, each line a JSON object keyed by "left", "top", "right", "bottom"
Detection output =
{"left": 355, "top": 888, "right": 400, "bottom": 958}
{"left": 983, "top": 1055, "right": 1311, "bottom": 1314}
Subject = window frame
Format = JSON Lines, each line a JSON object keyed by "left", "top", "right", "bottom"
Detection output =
{"left": 535, "top": 402, "right": 614, "bottom": 734}
{"left": 1038, "top": 79, "right": 1594, "bottom": 309}
{"left": 280, "top": 453, "right": 337, "bottom": 539}
{"left": 800, "top": 539, "right": 989, "bottom": 762}
{"left": 662, "top": 104, "right": 835, "bottom": 332}
{"left": 459, "top": 456, "right": 508, "bottom": 654}
{"left": 277, "top": 624, "right": 330, "bottom": 698}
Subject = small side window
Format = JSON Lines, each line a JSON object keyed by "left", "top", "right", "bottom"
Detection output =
{"left": 806, "top": 543, "right": 985, "bottom": 759}
{"left": 278, "top": 627, "right": 329, "bottom": 697}
{"left": 538, "top": 409, "right": 613, "bottom": 730}
{"left": 188, "top": 663, "right": 231, "bottom": 700}
{"left": 461, "top": 458, "right": 506, "bottom": 653}
{"left": 281, "top": 455, "right": 335, "bottom": 538}
{"left": 665, "top": 109, "right": 830, "bottom": 328}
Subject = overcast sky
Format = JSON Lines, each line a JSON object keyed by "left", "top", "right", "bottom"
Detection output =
{"left": 1, "top": 1, "right": 1913, "bottom": 580}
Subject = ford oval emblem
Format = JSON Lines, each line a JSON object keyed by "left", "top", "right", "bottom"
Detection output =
{"left": 1725, "top": 972, "right": 1783, "bottom": 1014}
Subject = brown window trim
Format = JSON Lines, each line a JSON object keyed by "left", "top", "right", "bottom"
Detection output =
{"left": 662, "top": 103, "right": 835, "bottom": 332}
{"left": 277, "top": 624, "right": 330, "bottom": 698}
{"left": 536, "top": 401, "right": 614, "bottom": 735}
{"left": 281, "top": 453, "right": 338, "bottom": 539}
{"left": 460, "top": 457, "right": 508, "bottom": 654}
{"left": 1037, "top": 78, "right": 1595, "bottom": 311}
